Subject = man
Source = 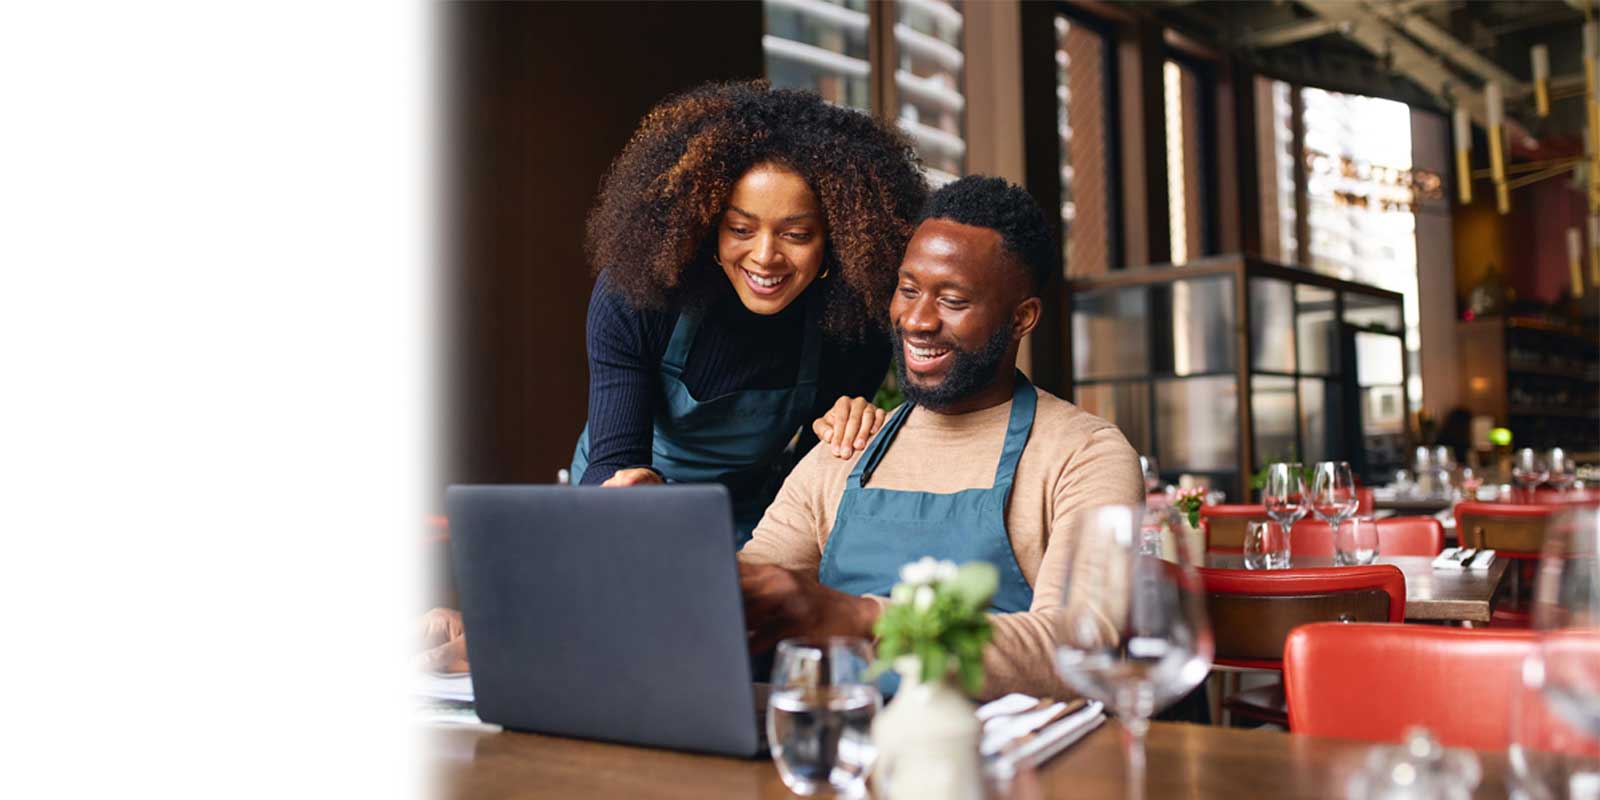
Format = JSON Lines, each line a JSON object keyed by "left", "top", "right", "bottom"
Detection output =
{"left": 738, "top": 176, "right": 1142, "bottom": 700}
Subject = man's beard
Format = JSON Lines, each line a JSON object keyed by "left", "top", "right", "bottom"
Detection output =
{"left": 891, "top": 322, "right": 1012, "bottom": 411}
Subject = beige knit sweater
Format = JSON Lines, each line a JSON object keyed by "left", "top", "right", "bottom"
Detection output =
{"left": 738, "top": 383, "right": 1143, "bottom": 700}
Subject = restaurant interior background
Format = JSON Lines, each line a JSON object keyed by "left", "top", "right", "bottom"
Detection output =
{"left": 442, "top": 0, "right": 1600, "bottom": 505}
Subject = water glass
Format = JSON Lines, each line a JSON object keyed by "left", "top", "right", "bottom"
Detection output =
{"left": 1052, "top": 504, "right": 1214, "bottom": 800}
{"left": 768, "top": 637, "right": 881, "bottom": 797}
{"left": 1333, "top": 517, "right": 1380, "bottom": 566}
{"left": 1243, "top": 521, "right": 1290, "bottom": 570}
{"left": 1310, "top": 461, "right": 1359, "bottom": 529}
{"left": 1513, "top": 448, "right": 1549, "bottom": 502}
{"left": 1140, "top": 455, "right": 1161, "bottom": 494}
{"left": 1510, "top": 506, "right": 1600, "bottom": 796}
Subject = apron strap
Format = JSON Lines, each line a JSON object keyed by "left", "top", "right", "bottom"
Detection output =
{"left": 992, "top": 371, "right": 1037, "bottom": 488}
{"left": 659, "top": 310, "right": 700, "bottom": 381}
{"left": 848, "top": 400, "right": 915, "bottom": 489}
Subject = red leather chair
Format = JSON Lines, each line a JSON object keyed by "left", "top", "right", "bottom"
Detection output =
{"left": 1200, "top": 565, "right": 1406, "bottom": 726}
{"left": 1287, "top": 516, "right": 1445, "bottom": 558}
{"left": 1356, "top": 486, "right": 1375, "bottom": 516}
{"left": 1454, "top": 502, "right": 1558, "bottom": 627}
{"left": 1199, "top": 504, "right": 1271, "bottom": 553}
{"left": 1285, "top": 623, "right": 1600, "bottom": 756}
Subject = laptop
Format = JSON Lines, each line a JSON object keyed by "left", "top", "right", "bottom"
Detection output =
{"left": 446, "top": 484, "right": 764, "bottom": 757}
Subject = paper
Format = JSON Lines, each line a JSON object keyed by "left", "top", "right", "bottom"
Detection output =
{"left": 418, "top": 671, "right": 474, "bottom": 703}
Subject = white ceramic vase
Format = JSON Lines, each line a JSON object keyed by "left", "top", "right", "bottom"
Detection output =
{"left": 870, "top": 656, "right": 983, "bottom": 800}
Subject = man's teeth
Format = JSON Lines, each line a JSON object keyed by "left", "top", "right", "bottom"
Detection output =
{"left": 745, "top": 270, "right": 786, "bottom": 287}
{"left": 910, "top": 345, "right": 949, "bottom": 359}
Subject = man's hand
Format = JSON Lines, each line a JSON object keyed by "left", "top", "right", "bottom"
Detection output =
{"left": 419, "top": 607, "right": 470, "bottom": 673}
{"left": 601, "top": 467, "right": 663, "bottom": 487}
{"left": 739, "top": 562, "right": 882, "bottom": 653}
{"left": 812, "top": 395, "right": 888, "bottom": 458}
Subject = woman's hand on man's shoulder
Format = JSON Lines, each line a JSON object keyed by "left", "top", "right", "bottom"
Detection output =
{"left": 812, "top": 395, "right": 888, "bottom": 459}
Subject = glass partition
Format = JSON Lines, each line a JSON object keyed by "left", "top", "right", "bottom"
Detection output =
{"left": 1153, "top": 276, "right": 1235, "bottom": 376}
{"left": 1156, "top": 376, "right": 1237, "bottom": 471}
{"left": 1072, "top": 285, "right": 1148, "bottom": 381}
{"left": 1249, "top": 278, "right": 1296, "bottom": 373}
{"left": 1066, "top": 256, "right": 1407, "bottom": 501}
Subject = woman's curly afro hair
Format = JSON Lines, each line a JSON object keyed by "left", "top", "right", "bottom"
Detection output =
{"left": 584, "top": 80, "right": 929, "bottom": 340}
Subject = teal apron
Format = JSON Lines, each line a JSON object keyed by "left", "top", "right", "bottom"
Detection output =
{"left": 569, "top": 293, "right": 822, "bottom": 547}
{"left": 817, "top": 371, "right": 1038, "bottom": 614}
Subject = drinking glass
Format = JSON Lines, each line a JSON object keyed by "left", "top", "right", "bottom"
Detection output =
{"left": 1052, "top": 504, "right": 1214, "bottom": 800}
{"left": 1513, "top": 448, "right": 1550, "bottom": 503}
{"left": 1310, "top": 461, "right": 1359, "bottom": 533}
{"left": 768, "top": 637, "right": 881, "bottom": 797}
{"left": 1509, "top": 507, "right": 1600, "bottom": 796}
{"left": 1139, "top": 455, "right": 1161, "bottom": 494}
{"left": 1333, "top": 517, "right": 1380, "bottom": 566}
{"left": 1262, "top": 463, "right": 1306, "bottom": 564}
{"left": 1549, "top": 448, "right": 1577, "bottom": 495}
{"left": 1458, "top": 466, "right": 1482, "bottom": 502}
{"left": 1243, "top": 521, "right": 1289, "bottom": 570}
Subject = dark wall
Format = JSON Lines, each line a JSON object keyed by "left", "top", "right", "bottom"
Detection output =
{"left": 442, "top": 1, "right": 764, "bottom": 494}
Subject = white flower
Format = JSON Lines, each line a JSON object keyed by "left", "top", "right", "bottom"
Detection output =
{"left": 899, "top": 556, "right": 938, "bottom": 585}
{"left": 913, "top": 584, "right": 936, "bottom": 612}
{"left": 934, "top": 560, "right": 959, "bottom": 583}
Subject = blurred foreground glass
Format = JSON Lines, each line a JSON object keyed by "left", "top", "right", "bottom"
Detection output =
{"left": 1310, "top": 461, "right": 1358, "bottom": 530}
{"left": 1511, "top": 507, "right": 1600, "bottom": 796}
{"left": 1513, "top": 448, "right": 1549, "bottom": 502}
{"left": 1052, "top": 505, "right": 1214, "bottom": 800}
{"left": 768, "top": 637, "right": 881, "bottom": 797}
{"left": 1333, "top": 517, "right": 1380, "bottom": 566}
{"left": 1243, "top": 521, "right": 1289, "bottom": 570}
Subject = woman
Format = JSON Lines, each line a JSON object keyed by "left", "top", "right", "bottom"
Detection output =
{"left": 570, "top": 81, "right": 928, "bottom": 543}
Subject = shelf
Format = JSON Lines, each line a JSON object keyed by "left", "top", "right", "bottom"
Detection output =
{"left": 1506, "top": 362, "right": 1600, "bottom": 382}
{"left": 1508, "top": 407, "right": 1600, "bottom": 419}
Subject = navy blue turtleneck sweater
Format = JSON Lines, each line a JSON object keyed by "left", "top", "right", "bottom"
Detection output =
{"left": 578, "top": 271, "right": 890, "bottom": 485}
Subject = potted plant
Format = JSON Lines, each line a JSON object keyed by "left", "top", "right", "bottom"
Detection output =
{"left": 869, "top": 557, "right": 997, "bottom": 800}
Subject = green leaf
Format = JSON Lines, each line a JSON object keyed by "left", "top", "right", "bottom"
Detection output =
{"left": 918, "top": 643, "right": 946, "bottom": 684}
{"left": 957, "top": 653, "right": 985, "bottom": 695}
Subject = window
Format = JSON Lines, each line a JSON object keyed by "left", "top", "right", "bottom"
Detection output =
{"left": 1163, "top": 58, "right": 1214, "bottom": 265}
{"left": 1055, "top": 12, "right": 1116, "bottom": 277}
{"left": 1262, "top": 82, "right": 1423, "bottom": 412}
{"left": 762, "top": 0, "right": 872, "bottom": 112}
{"left": 763, "top": 0, "right": 966, "bottom": 183}
{"left": 894, "top": 0, "right": 965, "bottom": 183}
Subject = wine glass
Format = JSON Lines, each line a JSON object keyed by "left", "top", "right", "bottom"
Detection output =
{"left": 1310, "top": 461, "right": 1359, "bottom": 536}
{"left": 1509, "top": 506, "right": 1600, "bottom": 795}
{"left": 1140, "top": 455, "right": 1161, "bottom": 495}
{"left": 767, "top": 637, "right": 881, "bottom": 797}
{"left": 1052, "top": 504, "right": 1214, "bottom": 800}
{"left": 1549, "top": 448, "right": 1577, "bottom": 496}
{"left": 1262, "top": 463, "right": 1306, "bottom": 565}
{"left": 1513, "top": 448, "right": 1550, "bottom": 503}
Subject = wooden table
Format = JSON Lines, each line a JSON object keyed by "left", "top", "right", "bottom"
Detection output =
{"left": 1205, "top": 554, "right": 1509, "bottom": 624}
{"left": 430, "top": 721, "right": 1513, "bottom": 799}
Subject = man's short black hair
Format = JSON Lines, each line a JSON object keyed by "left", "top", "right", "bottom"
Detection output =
{"left": 918, "top": 175, "right": 1056, "bottom": 293}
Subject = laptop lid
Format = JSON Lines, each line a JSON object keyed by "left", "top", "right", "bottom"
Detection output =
{"left": 446, "top": 484, "right": 759, "bottom": 756}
